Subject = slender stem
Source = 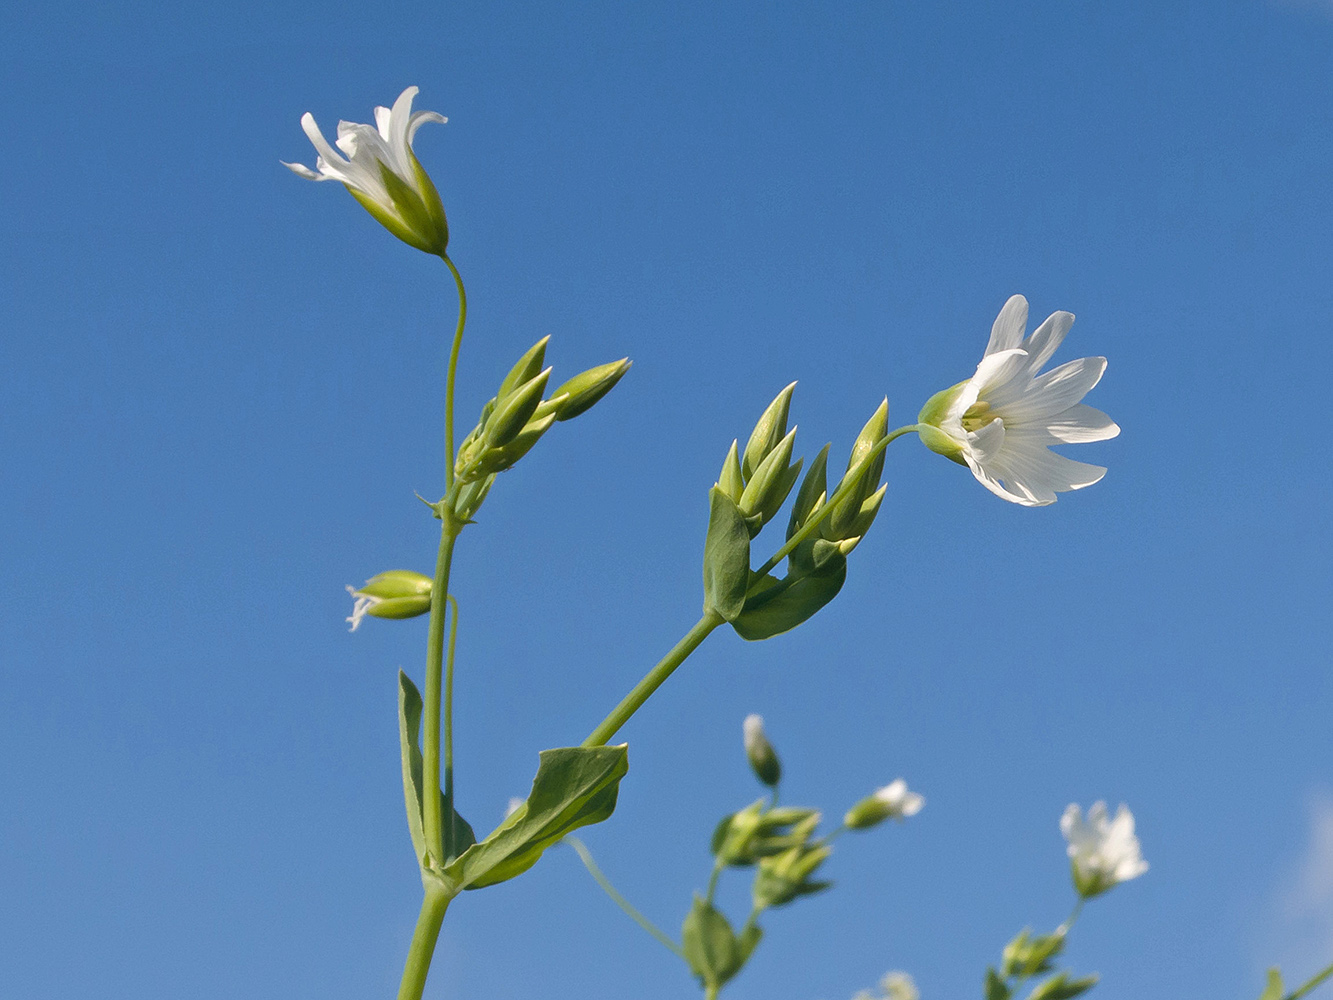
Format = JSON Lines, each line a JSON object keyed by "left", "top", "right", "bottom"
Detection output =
{"left": 1289, "top": 962, "right": 1333, "bottom": 1000}
{"left": 704, "top": 986, "right": 720, "bottom": 1000}
{"left": 566, "top": 836, "right": 685, "bottom": 959}
{"left": 395, "top": 888, "right": 452, "bottom": 1000}
{"left": 443, "top": 594, "right": 460, "bottom": 818}
{"left": 422, "top": 523, "right": 459, "bottom": 863}
{"left": 1058, "top": 897, "right": 1085, "bottom": 934}
{"left": 583, "top": 610, "right": 725, "bottom": 747}
{"left": 751, "top": 424, "right": 919, "bottom": 581}
{"left": 705, "top": 858, "right": 724, "bottom": 904}
{"left": 441, "top": 253, "right": 468, "bottom": 491}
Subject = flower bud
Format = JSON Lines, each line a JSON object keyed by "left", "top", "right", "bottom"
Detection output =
{"left": 345, "top": 570, "right": 433, "bottom": 631}
{"left": 1026, "top": 972, "right": 1098, "bottom": 1000}
{"left": 742, "top": 714, "right": 782, "bottom": 787}
{"left": 844, "top": 779, "right": 925, "bottom": 830}
{"left": 496, "top": 337, "right": 550, "bottom": 401}
{"left": 717, "top": 440, "right": 745, "bottom": 503}
{"left": 485, "top": 368, "right": 552, "bottom": 448}
{"left": 1001, "top": 928, "right": 1065, "bottom": 978}
{"left": 549, "top": 358, "right": 632, "bottom": 421}
{"left": 742, "top": 382, "right": 797, "bottom": 480}
{"left": 738, "top": 428, "right": 802, "bottom": 528}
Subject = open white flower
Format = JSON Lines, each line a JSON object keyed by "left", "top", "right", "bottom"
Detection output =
{"left": 918, "top": 295, "right": 1119, "bottom": 506}
{"left": 1061, "top": 801, "right": 1148, "bottom": 897}
{"left": 284, "top": 86, "right": 450, "bottom": 255}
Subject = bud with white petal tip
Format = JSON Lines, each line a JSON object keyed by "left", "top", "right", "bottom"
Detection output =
{"left": 742, "top": 714, "right": 782, "bottom": 787}
{"left": 844, "top": 779, "right": 925, "bottom": 830}
{"left": 345, "top": 570, "right": 433, "bottom": 631}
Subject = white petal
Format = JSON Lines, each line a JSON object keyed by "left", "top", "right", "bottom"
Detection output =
{"left": 1041, "top": 404, "right": 1120, "bottom": 443}
{"left": 1020, "top": 310, "right": 1074, "bottom": 373}
{"left": 282, "top": 160, "right": 326, "bottom": 180}
{"left": 386, "top": 86, "right": 419, "bottom": 179}
{"left": 997, "top": 437, "right": 1107, "bottom": 495}
{"left": 965, "top": 455, "right": 1045, "bottom": 506}
{"left": 971, "top": 347, "right": 1029, "bottom": 397}
{"left": 985, "top": 295, "right": 1029, "bottom": 356}
{"left": 407, "top": 109, "right": 448, "bottom": 142}
{"left": 965, "top": 415, "right": 1005, "bottom": 463}
{"left": 301, "top": 113, "right": 350, "bottom": 170}
{"left": 993, "top": 356, "right": 1108, "bottom": 423}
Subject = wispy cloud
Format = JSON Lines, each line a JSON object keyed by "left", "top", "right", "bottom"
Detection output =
{"left": 1267, "top": 793, "right": 1333, "bottom": 980}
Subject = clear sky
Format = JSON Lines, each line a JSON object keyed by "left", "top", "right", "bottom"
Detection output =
{"left": 3, "top": 2, "right": 1332, "bottom": 999}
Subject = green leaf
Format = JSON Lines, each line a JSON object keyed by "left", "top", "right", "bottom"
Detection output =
{"left": 986, "top": 967, "right": 1013, "bottom": 1000}
{"left": 446, "top": 744, "right": 629, "bottom": 890}
{"left": 1024, "top": 972, "right": 1098, "bottom": 1000}
{"left": 681, "top": 896, "right": 747, "bottom": 987}
{"left": 398, "top": 672, "right": 476, "bottom": 871}
{"left": 703, "top": 486, "right": 752, "bottom": 622}
{"left": 737, "top": 920, "right": 763, "bottom": 966}
{"left": 730, "top": 560, "right": 847, "bottom": 641}
{"left": 1258, "top": 968, "right": 1285, "bottom": 1000}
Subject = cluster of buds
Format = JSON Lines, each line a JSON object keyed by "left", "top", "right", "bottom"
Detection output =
{"left": 450, "top": 336, "right": 630, "bottom": 520}
{"left": 987, "top": 928, "right": 1098, "bottom": 1000}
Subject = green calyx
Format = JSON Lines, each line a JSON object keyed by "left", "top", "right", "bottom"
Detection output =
{"left": 917, "top": 381, "right": 969, "bottom": 465}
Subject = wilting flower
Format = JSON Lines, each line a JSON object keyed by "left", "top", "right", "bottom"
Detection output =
{"left": 284, "top": 86, "right": 450, "bottom": 255}
{"left": 345, "top": 569, "right": 433, "bottom": 632}
{"left": 845, "top": 779, "right": 925, "bottom": 830}
{"left": 918, "top": 295, "right": 1119, "bottom": 506}
{"left": 1061, "top": 801, "right": 1149, "bottom": 898}
{"left": 742, "top": 713, "right": 782, "bottom": 787}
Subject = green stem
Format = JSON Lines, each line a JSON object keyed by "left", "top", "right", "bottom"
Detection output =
{"left": 1058, "top": 897, "right": 1085, "bottom": 935}
{"left": 443, "top": 594, "right": 460, "bottom": 816}
{"left": 705, "top": 858, "right": 725, "bottom": 904}
{"left": 751, "top": 424, "right": 919, "bottom": 581}
{"left": 566, "top": 836, "right": 685, "bottom": 959}
{"left": 583, "top": 610, "right": 726, "bottom": 747}
{"left": 441, "top": 253, "right": 468, "bottom": 491}
{"left": 395, "top": 887, "right": 452, "bottom": 1000}
{"left": 704, "top": 986, "right": 720, "bottom": 1000}
{"left": 423, "top": 520, "right": 460, "bottom": 864}
{"left": 1289, "top": 962, "right": 1333, "bottom": 1000}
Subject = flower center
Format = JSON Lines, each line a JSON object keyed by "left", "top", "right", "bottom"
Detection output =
{"left": 960, "top": 400, "right": 997, "bottom": 433}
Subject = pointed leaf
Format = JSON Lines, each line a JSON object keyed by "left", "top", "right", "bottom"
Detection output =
{"left": 681, "top": 896, "right": 742, "bottom": 987}
{"left": 446, "top": 745, "right": 629, "bottom": 890}
{"left": 398, "top": 672, "right": 477, "bottom": 872}
{"left": 986, "top": 967, "right": 1013, "bottom": 1000}
{"left": 703, "top": 486, "right": 752, "bottom": 621}
{"left": 1258, "top": 969, "right": 1285, "bottom": 1000}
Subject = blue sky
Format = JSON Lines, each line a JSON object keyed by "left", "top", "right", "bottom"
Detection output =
{"left": 3, "top": 2, "right": 1333, "bottom": 998}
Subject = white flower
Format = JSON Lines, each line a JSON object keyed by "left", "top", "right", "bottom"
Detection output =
{"left": 1061, "top": 801, "right": 1149, "bottom": 897}
{"left": 846, "top": 778, "right": 925, "bottom": 829}
{"left": 918, "top": 295, "right": 1119, "bottom": 506}
{"left": 284, "top": 86, "right": 450, "bottom": 254}
{"left": 878, "top": 971, "right": 919, "bottom": 1000}
{"left": 345, "top": 585, "right": 374, "bottom": 632}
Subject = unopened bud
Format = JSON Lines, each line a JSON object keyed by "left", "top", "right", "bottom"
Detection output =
{"left": 742, "top": 714, "right": 782, "bottom": 787}
{"left": 742, "top": 382, "right": 797, "bottom": 480}
{"left": 345, "top": 570, "right": 433, "bottom": 632}
{"left": 738, "top": 428, "right": 802, "bottom": 528}
{"left": 717, "top": 440, "right": 745, "bottom": 503}
{"left": 485, "top": 368, "right": 551, "bottom": 448}
{"left": 496, "top": 337, "right": 550, "bottom": 400}
{"left": 549, "top": 358, "right": 632, "bottom": 421}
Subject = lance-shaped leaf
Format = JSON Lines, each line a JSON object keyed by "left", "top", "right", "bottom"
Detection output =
{"left": 397, "top": 672, "right": 476, "bottom": 872}
{"left": 730, "top": 558, "right": 847, "bottom": 641}
{"left": 703, "top": 487, "right": 752, "bottom": 622}
{"left": 986, "top": 967, "right": 1013, "bottom": 1000}
{"left": 1257, "top": 969, "right": 1285, "bottom": 1000}
{"left": 1024, "top": 972, "right": 1099, "bottom": 1000}
{"left": 445, "top": 744, "right": 629, "bottom": 890}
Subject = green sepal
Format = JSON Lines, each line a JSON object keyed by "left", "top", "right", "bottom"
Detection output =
{"left": 730, "top": 558, "right": 847, "bottom": 641}
{"left": 347, "top": 185, "right": 437, "bottom": 254}
{"left": 1024, "top": 972, "right": 1099, "bottom": 1000}
{"left": 787, "top": 444, "right": 830, "bottom": 541}
{"left": 444, "top": 744, "right": 629, "bottom": 890}
{"left": 986, "top": 967, "right": 1013, "bottom": 1000}
{"left": 367, "top": 594, "right": 433, "bottom": 620}
{"left": 752, "top": 856, "right": 833, "bottom": 909}
{"left": 358, "top": 569, "right": 433, "bottom": 599}
{"left": 917, "top": 379, "right": 969, "bottom": 428}
{"left": 681, "top": 896, "right": 750, "bottom": 989}
{"left": 917, "top": 423, "right": 968, "bottom": 465}
{"left": 453, "top": 474, "right": 495, "bottom": 521}
{"left": 550, "top": 358, "right": 632, "bottom": 421}
{"left": 397, "top": 672, "right": 476, "bottom": 875}
{"left": 717, "top": 440, "right": 745, "bottom": 504}
{"left": 485, "top": 368, "right": 552, "bottom": 448}
{"left": 742, "top": 382, "right": 797, "bottom": 481}
{"left": 497, "top": 337, "right": 551, "bottom": 401}
{"left": 702, "top": 486, "right": 752, "bottom": 622}
{"left": 1257, "top": 969, "right": 1285, "bottom": 1000}
{"left": 477, "top": 413, "right": 557, "bottom": 474}
{"left": 409, "top": 151, "right": 450, "bottom": 252}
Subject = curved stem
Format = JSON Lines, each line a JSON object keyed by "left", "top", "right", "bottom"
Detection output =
{"left": 566, "top": 836, "right": 685, "bottom": 959}
{"left": 1289, "top": 962, "right": 1333, "bottom": 1000}
{"left": 441, "top": 254, "right": 468, "bottom": 491}
{"left": 705, "top": 858, "right": 725, "bottom": 904}
{"left": 583, "top": 610, "right": 725, "bottom": 747}
{"left": 751, "top": 424, "right": 919, "bottom": 582}
{"left": 395, "top": 887, "right": 452, "bottom": 1000}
